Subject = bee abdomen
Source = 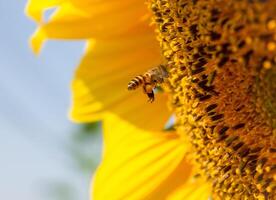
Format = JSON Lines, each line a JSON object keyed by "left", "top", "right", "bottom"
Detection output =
{"left": 127, "top": 75, "right": 144, "bottom": 90}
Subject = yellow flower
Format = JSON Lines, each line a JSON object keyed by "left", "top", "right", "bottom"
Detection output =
{"left": 26, "top": 0, "right": 276, "bottom": 199}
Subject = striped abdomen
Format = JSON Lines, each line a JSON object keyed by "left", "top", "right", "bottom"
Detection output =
{"left": 127, "top": 75, "right": 145, "bottom": 90}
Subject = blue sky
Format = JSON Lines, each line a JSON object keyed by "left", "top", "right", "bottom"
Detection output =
{"left": 0, "top": 1, "right": 100, "bottom": 199}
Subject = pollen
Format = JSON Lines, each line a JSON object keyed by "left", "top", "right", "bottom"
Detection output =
{"left": 267, "top": 42, "right": 276, "bottom": 52}
{"left": 149, "top": 0, "right": 276, "bottom": 199}
{"left": 267, "top": 20, "right": 276, "bottom": 30}
{"left": 263, "top": 60, "right": 272, "bottom": 69}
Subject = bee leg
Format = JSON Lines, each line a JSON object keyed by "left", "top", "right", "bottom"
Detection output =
{"left": 143, "top": 84, "right": 155, "bottom": 103}
{"left": 147, "top": 91, "right": 155, "bottom": 103}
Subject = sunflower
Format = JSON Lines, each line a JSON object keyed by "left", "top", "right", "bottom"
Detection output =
{"left": 26, "top": 0, "right": 276, "bottom": 199}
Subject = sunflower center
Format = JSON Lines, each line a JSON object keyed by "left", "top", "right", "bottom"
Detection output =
{"left": 149, "top": 0, "right": 276, "bottom": 199}
{"left": 255, "top": 66, "right": 276, "bottom": 129}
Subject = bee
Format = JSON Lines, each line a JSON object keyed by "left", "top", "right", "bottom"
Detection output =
{"left": 127, "top": 64, "right": 169, "bottom": 102}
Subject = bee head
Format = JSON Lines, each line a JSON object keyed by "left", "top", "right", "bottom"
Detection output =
{"left": 151, "top": 75, "right": 162, "bottom": 83}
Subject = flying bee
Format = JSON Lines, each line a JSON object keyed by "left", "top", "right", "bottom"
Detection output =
{"left": 127, "top": 64, "right": 169, "bottom": 102}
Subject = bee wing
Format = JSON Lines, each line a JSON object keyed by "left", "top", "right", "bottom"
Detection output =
{"left": 159, "top": 65, "right": 169, "bottom": 78}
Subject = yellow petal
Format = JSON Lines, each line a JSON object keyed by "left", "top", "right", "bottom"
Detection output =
{"left": 70, "top": 33, "right": 168, "bottom": 131}
{"left": 92, "top": 113, "right": 191, "bottom": 200}
{"left": 43, "top": 1, "right": 151, "bottom": 38}
{"left": 25, "top": 0, "right": 63, "bottom": 23}
{"left": 167, "top": 178, "right": 211, "bottom": 200}
{"left": 29, "top": 0, "right": 152, "bottom": 52}
{"left": 30, "top": 28, "right": 47, "bottom": 54}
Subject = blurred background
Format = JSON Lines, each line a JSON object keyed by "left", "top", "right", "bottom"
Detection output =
{"left": 0, "top": 1, "right": 102, "bottom": 200}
